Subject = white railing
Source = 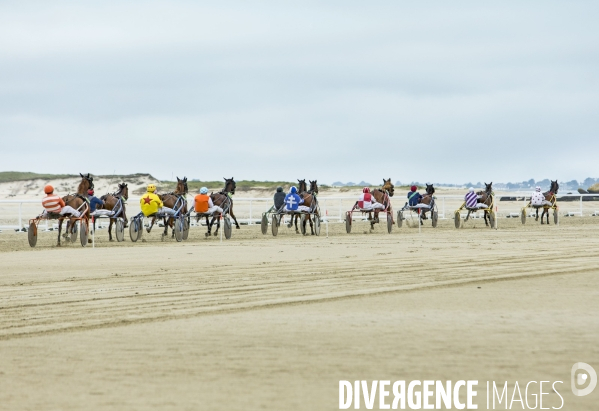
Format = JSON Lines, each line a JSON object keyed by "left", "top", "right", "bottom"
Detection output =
{"left": 1, "top": 194, "right": 598, "bottom": 231}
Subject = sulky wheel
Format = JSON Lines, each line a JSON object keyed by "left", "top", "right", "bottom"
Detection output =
{"left": 271, "top": 215, "right": 278, "bottom": 236}
{"left": 454, "top": 212, "right": 461, "bottom": 229}
{"left": 261, "top": 214, "right": 268, "bottom": 235}
{"left": 553, "top": 210, "right": 559, "bottom": 225}
{"left": 115, "top": 218, "right": 125, "bottom": 242}
{"left": 489, "top": 211, "right": 496, "bottom": 229}
{"left": 345, "top": 212, "right": 352, "bottom": 234}
{"left": 224, "top": 216, "right": 232, "bottom": 239}
{"left": 70, "top": 221, "right": 78, "bottom": 243}
{"left": 174, "top": 218, "right": 183, "bottom": 242}
{"left": 314, "top": 215, "right": 321, "bottom": 236}
{"left": 28, "top": 222, "right": 38, "bottom": 247}
{"left": 432, "top": 211, "right": 438, "bottom": 228}
{"left": 521, "top": 208, "right": 527, "bottom": 225}
{"left": 397, "top": 211, "right": 403, "bottom": 228}
{"left": 129, "top": 218, "right": 140, "bottom": 242}
{"left": 387, "top": 212, "right": 393, "bottom": 233}
{"left": 80, "top": 220, "right": 88, "bottom": 247}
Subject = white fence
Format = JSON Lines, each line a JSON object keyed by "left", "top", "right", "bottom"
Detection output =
{"left": 1, "top": 193, "right": 598, "bottom": 231}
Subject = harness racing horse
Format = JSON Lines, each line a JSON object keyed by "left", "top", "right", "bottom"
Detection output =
{"left": 367, "top": 178, "right": 395, "bottom": 229}
{"left": 477, "top": 182, "right": 494, "bottom": 226}
{"left": 292, "top": 179, "right": 319, "bottom": 234}
{"left": 161, "top": 177, "right": 189, "bottom": 239}
{"left": 206, "top": 178, "right": 241, "bottom": 236}
{"left": 418, "top": 183, "right": 435, "bottom": 224}
{"left": 98, "top": 182, "right": 129, "bottom": 241}
{"left": 59, "top": 173, "right": 93, "bottom": 246}
{"left": 537, "top": 180, "right": 559, "bottom": 224}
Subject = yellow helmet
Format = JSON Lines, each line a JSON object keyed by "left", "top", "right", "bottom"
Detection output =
{"left": 147, "top": 184, "right": 156, "bottom": 193}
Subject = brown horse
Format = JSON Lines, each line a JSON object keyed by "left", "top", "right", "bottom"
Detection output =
{"left": 160, "top": 177, "right": 189, "bottom": 238}
{"left": 367, "top": 178, "right": 394, "bottom": 229}
{"left": 293, "top": 179, "right": 319, "bottom": 235}
{"left": 537, "top": 180, "right": 559, "bottom": 224}
{"left": 418, "top": 183, "right": 435, "bottom": 224}
{"left": 98, "top": 182, "right": 129, "bottom": 241}
{"left": 59, "top": 173, "right": 93, "bottom": 246}
{"left": 207, "top": 177, "right": 240, "bottom": 236}
{"left": 477, "top": 182, "right": 494, "bottom": 226}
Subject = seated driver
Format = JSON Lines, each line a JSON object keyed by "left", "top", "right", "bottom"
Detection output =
{"left": 285, "top": 186, "right": 310, "bottom": 212}
{"left": 140, "top": 184, "right": 175, "bottom": 217}
{"left": 530, "top": 186, "right": 550, "bottom": 207}
{"left": 88, "top": 189, "right": 112, "bottom": 217}
{"left": 356, "top": 187, "right": 384, "bottom": 210}
{"left": 41, "top": 185, "right": 81, "bottom": 217}
{"left": 465, "top": 187, "right": 486, "bottom": 209}
{"left": 273, "top": 186, "right": 286, "bottom": 211}
{"left": 192, "top": 187, "right": 223, "bottom": 215}
{"left": 407, "top": 185, "right": 422, "bottom": 207}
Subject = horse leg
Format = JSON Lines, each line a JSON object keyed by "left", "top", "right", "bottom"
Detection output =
{"left": 546, "top": 208, "right": 550, "bottom": 225}
{"left": 540, "top": 209, "right": 545, "bottom": 224}
{"left": 535, "top": 208, "right": 539, "bottom": 221}
{"left": 229, "top": 205, "right": 240, "bottom": 229}
{"left": 465, "top": 210, "right": 471, "bottom": 222}
{"left": 57, "top": 219, "right": 63, "bottom": 246}
{"left": 213, "top": 215, "right": 220, "bottom": 236}
{"left": 122, "top": 211, "right": 128, "bottom": 228}
{"left": 484, "top": 211, "right": 489, "bottom": 226}
{"left": 108, "top": 218, "right": 114, "bottom": 241}
{"left": 205, "top": 216, "right": 211, "bottom": 237}
{"left": 294, "top": 215, "right": 300, "bottom": 234}
{"left": 308, "top": 215, "right": 314, "bottom": 235}
{"left": 146, "top": 217, "right": 155, "bottom": 233}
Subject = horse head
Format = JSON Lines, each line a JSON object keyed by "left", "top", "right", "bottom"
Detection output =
{"left": 176, "top": 176, "right": 188, "bottom": 195}
{"left": 223, "top": 177, "right": 236, "bottom": 194}
{"left": 309, "top": 180, "right": 319, "bottom": 195}
{"left": 550, "top": 180, "right": 559, "bottom": 194}
{"left": 297, "top": 179, "right": 307, "bottom": 193}
{"left": 425, "top": 183, "right": 435, "bottom": 195}
{"left": 118, "top": 183, "right": 129, "bottom": 199}
{"left": 382, "top": 178, "right": 394, "bottom": 197}
{"left": 79, "top": 173, "right": 94, "bottom": 191}
{"left": 485, "top": 182, "right": 493, "bottom": 194}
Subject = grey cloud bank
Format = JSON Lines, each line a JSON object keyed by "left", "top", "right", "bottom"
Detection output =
{"left": 1, "top": 1, "right": 597, "bottom": 184}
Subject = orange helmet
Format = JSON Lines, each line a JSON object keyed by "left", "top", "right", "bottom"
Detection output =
{"left": 44, "top": 185, "right": 54, "bottom": 194}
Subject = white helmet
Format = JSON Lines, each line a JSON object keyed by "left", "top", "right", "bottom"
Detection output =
{"left": 469, "top": 187, "right": 474, "bottom": 192}
{"left": 535, "top": 186, "right": 541, "bottom": 192}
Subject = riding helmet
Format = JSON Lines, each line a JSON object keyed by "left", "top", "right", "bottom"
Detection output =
{"left": 44, "top": 185, "right": 54, "bottom": 194}
{"left": 200, "top": 187, "right": 208, "bottom": 194}
{"left": 147, "top": 184, "right": 157, "bottom": 192}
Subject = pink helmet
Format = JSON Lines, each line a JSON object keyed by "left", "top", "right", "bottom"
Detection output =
{"left": 362, "top": 187, "right": 370, "bottom": 193}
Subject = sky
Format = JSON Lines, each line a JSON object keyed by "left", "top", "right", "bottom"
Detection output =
{"left": 1, "top": 1, "right": 598, "bottom": 184}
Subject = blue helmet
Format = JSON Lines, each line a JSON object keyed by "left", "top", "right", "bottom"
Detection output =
{"left": 200, "top": 187, "right": 208, "bottom": 194}
{"left": 290, "top": 186, "right": 298, "bottom": 194}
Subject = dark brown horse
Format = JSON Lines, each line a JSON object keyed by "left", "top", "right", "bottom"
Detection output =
{"left": 418, "top": 183, "right": 435, "bottom": 224}
{"left": 161, "top": 177, "right": 189, "bottom": 238}
{"left": 59, "top": 173, "right": 93, "bottom": 246}
{"left": 477, "top": 182, "right": 494, "bottom": 226}
{"left": 537, "top": 180, "right": 559, "bottom": 224}
{"left": 367, "top": 178, "right": 394, "bottom": 229}
{"left": 98, "top": 182, "right": 129, "bottom": 241}
{"left": 207, "top": 177, "right": 240, "bottom": 236}
{"left": 293, "top": 179, "right": 319, "bottom": 235}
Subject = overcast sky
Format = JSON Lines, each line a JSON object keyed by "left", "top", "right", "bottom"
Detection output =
{"left": 1, "top": 1, "right": 598, "bottom": 184}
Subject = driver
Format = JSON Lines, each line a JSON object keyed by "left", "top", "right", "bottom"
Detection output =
{"left": 140, "top": 184, "right": 175, "bottom": 216}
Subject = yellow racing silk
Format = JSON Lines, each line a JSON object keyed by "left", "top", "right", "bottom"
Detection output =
{"left": 140, "top": 192, "right": 163, "bottom": 216}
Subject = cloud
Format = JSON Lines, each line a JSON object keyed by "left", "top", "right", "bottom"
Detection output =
{"left": 0, "top": 1, "right": 598, "bottom": 183}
